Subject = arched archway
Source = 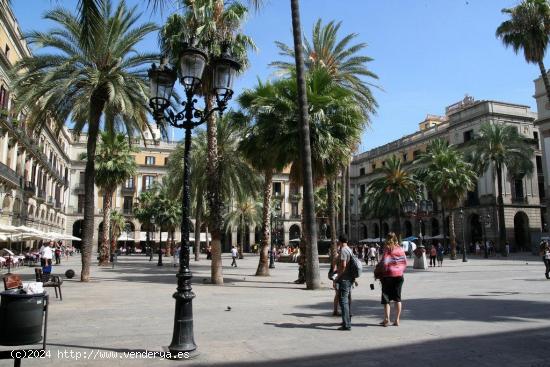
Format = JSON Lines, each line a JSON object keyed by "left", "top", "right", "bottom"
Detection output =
{"left": 404, "top": 220, "right": 413, "bottom": 237}
{"left": 361, "top": 224, "right": 368, "bottom": 239}
{"left": 469, "top": 214, "right": 482, "bottom": 247}
{"left": 431, "top": 218, "right": 440, "bottom": 236}
{"left": 289, "top": 224, "right": 301, "bottom": 241}
{"left": 382, "top": 222, "right": 389, "bottom": 237}
{"left": 72, "top": 219, "right": 84, "bottom": 249}
{"left": 514, "top": 211, "right": 530, "bottom": 252}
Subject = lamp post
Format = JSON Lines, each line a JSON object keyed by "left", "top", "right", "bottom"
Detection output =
{"left": 403, "top": 185, "right": 433, "bottom": 246}
{"left": 269, "top": 202, "right": 281, "bottom": 269}
{"left": 459, "top": 209, "right": 467, "bottom": 262}
{"left": 148, "top": 43, "right": 240, "bottom": 356}
{"left": 482, "top": 213, "right": 492, "bottom": 259}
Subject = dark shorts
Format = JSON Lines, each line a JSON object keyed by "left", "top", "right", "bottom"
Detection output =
{"left": 381, "top": 276, "right": 404, "bottom": 304}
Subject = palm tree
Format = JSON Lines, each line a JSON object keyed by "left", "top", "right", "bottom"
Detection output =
{"left": 238, "top": 68, "right": 364, "bottom": 283}
{"left": 94, "top": 132, "right": 138, "bottom": 266}
{"left": 469, "top": 123, "right": 534, "bottom": 253}
{"left": 415, "top": 139, "right": 478, "bottom": 259}
{"left": 497, "top": 0, "right": 550, "bottom": 103}
{"left": 167, "top": 113, "right": 261, "bottom": 269}
{"left": 109, "top": 210, "right": 126, "bottom": 255}
{"left": 273, "top": 16, "right": 378, "bottom": 267}
{"left": 134, "top": 187, "right": 159, "bottom": 257}
{"left": 224, "top": 197, "right": 262, "bottom": 259}
{"left": 272, "top": 18, "right": 379, "bottom": 117}
{"left": 10, "top": 0, "right": 158, "bottom": 281}
{"left": 155, "top": 177, "right": 182, "bottom": 258}
{"left": 366, "top": 156, "right": 418, "bottom": 238}
{"left": 159, "top": 0, "right": 256, "bottom": 285}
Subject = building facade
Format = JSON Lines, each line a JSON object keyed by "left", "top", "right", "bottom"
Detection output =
{"left": 0, "top": 0, "right": 70, "bottom": 233}
{"left": 350, "top": 97, "right": 544, "bottom": 252}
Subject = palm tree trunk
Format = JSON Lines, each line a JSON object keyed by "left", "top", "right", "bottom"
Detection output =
{"left": 496, "top": 163, "right": 507, "bottom": 255}
{"left": 239, "top": 214, "right": 245, "bottom": 259}
{"left": 538, "top": 61, "right": 550, "bottom": 105}
{"left": 291, "top": 0, "right": 320, "bottom": 290}
{"left": 449, "top": 210, "right": 457, "bottom": 258}
{"left": 327, "top": 179, "right": 338, "bottom": 261}
{"left": 340, "top": 166, "right": 346, "bottom": 235}
{"left": 206, "top": 95, "right": 224, "bottom": 285}
{"left": 81, "top": 100, "right": 104, "bottom": 282}
{"left": 256, "top": 169, "right": 272, "bottom": 276}
{"left": 98, "top": 189, "right": 112, "bottom": 266}
{"left": 194, "top": 197, "right": 202, "bottom": 261}
{"left": 442, "top": 205, "right": 451, "bottom": 259}
{"left": 346, "top": 162, "right": 351, "bottom": 237}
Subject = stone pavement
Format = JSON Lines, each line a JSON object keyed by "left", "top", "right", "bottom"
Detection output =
{"left": 1, "top": 252, "right": 549, "bottom": 367}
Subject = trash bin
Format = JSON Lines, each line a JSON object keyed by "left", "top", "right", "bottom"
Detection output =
{"left": 0, "top": 289, "right": 45, "bottom": 346}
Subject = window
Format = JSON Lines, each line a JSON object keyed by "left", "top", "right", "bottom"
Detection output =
{"left": 273, "top": 182, "right": 282, "bottom": 196}
{"left": 536, "top": 156, "right": 543, "bottom": 175}
{"left": 4, "top": 44, "right": 9, "bottom": 58}
{"left": 125, "top": 177, "right": 134, "bottom": 188}
{"left": 463, "top": 130, "right": 473, "bottom": 143}
{"left": 371, "top": 164, "right": 376, "bottom": 171}
{"left": 291, "top": 203, "right": 299, "bottom": 218}
{"left": 145, "top": 156, "right": 156, "bottom": 165}
{"left": 359, "top": 167, "right": 365, "bottom": 176}
{"left": 164, "top": 157, "right": 169, "bottom": 166}
{"left": 123, "top": 196, "right": 133, "bottom": 213}
{"left": 402, "top": 153, "right": 407, "bottom": 162}
{"left": 77, "top": 195, "right": 85, "bottom": 213}
{"left": 514, "top": 179, "right": 524, "bottom": 199}
{"left": 413, "top": 150, "right": 421, "bottom": 160}
{"left": 360, "top": 184, "right": 366, "bottom": 196}
{"left": 534, "top": 131, "right": 539, "bottom": 149}
{"left": 0, "top": 86, "right": 7, "bottom": 109}
{"left": 144, "top": 175, "right": 155, "bottom": 190}
{"left": 79, "top": 171, "right": 85, "bottom": 185}
{"left": 382, "top": 161, "right": 386, "bottom": 167}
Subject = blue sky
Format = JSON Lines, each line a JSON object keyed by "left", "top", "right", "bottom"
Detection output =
{"left": 11, "top": 0, "right": 547, "bottom": 152}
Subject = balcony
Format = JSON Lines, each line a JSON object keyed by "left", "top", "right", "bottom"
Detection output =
{"left": 37, "top": 188, "right": 47, "bottom": 201}
{"left": 512, "top": 197, "right": 528, "bottom": 204}
{"left": 289, "top": 193, "right": 301, "bottom": 202}
{"left": 0, "top": 161, "right": 21, "bottom": 187}
{"left": 74, "top": 183, "right": 85, "bottom": 193}
{"left": 121, "top": 186, "right": 135, "bottom": 195}
{"left": 123, "top": 208, "right": 133, "bottom": 215}
{"left": 23, "top": 181, "right": 35, "bottom": 195}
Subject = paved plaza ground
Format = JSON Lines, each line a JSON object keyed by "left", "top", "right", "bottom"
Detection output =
{"left": 1, "top": 252, "right": 549, "bottom": 367}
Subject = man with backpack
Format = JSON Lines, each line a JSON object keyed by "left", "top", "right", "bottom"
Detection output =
{"left": 333, "top": 234, "right": 361, "bottom": 331}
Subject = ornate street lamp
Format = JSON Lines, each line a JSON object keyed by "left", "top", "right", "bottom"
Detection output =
{"left": 270, "top": 202, "right": 282, "bottom": 269}
{"left": 148, "top": 42, "right": 240, "bottom": 357}
{"left": 403, "top": 185, "right": 433, "bottom": 247}
{"left": 482, "top": 213, "right": 492, "bottom": 259}
{"left": 459, "top": 209, "right": 467, "bottom": 262}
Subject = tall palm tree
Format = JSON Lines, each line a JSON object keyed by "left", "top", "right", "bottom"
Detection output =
{"left": 167, "top": 114, "right": 261, "bottom": 268}
{"left": 238, "top": 68, "right": 364, "bottom": 283}
{"left": 94, "top": 132, "right": 138, "bottom": 266}
{"left": 134, "top": 187, "right": 159, "bottom": 257}
{"left": 469, "top": 123, "right": 534, "bottom": 253}
{"left": 224, "top": 197, "right": 262, "bottom": 259}
{"left": 159, "top": 0, "right": 256, "bottom": 285}
{"left": 155, "top": 177, "right": 182, "bottom": 257}
{"left": 497, "top": 0, "right": 550, "bottom": 103}
{"left": 366, "top": 156, "right": 418, "bottom": 238}
{"left": 272, "top": 18, "right": 379, "bottom": 117}
{"left": 238, "top": 81, "right": 293, "bottom": 276}
{"left": 10, "top": 0, "right": 158, "bottom": 281}
{"left": 415, "top": 139, "right": 477, "bottom": 259}
{"left": 273, "top": 16, "right": 378, "bottom": 260}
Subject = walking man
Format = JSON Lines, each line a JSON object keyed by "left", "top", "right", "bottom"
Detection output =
{"left": 231, "top": 246, "right": 238, "bottom": 267}
{"left": 334, "top": 234, "right": 354, "bottom": 331}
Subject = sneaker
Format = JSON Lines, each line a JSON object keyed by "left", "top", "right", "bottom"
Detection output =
{"left": 338, "top": 326, "right": 351, "bottom": 331}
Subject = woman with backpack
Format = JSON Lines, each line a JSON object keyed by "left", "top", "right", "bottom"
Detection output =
{"left": 376, "top": 232, "right": 407, "bottom": 327}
